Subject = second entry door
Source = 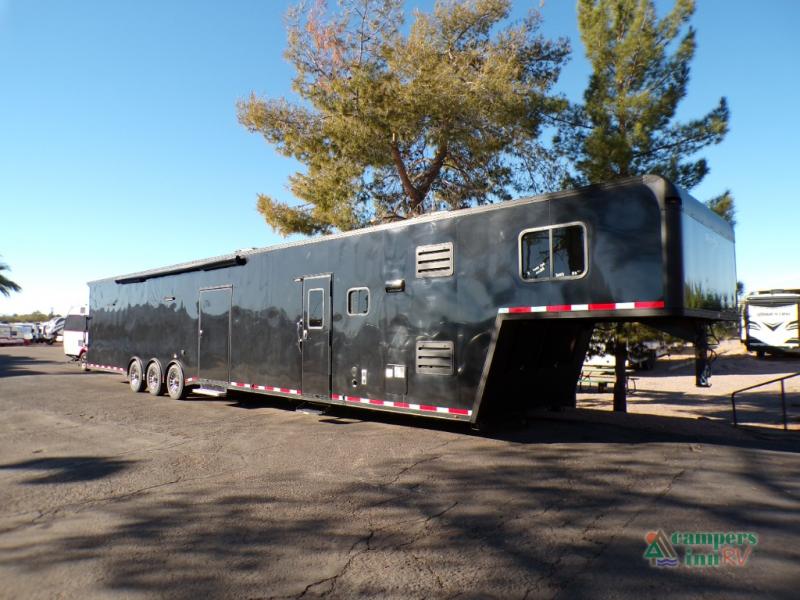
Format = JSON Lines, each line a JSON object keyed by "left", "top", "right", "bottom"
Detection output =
{"left": 198, "top": 286, "right": 232, "bottom": 382}
{"left": 302, "top": 275, "right": 331, "bottom": 398}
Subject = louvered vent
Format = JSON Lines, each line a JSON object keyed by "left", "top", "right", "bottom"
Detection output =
{"left": 416, "top": 341, "right": 454, "bottom": 376}
{"left": 416, "top": 242, "right": 454, "bottom": 278}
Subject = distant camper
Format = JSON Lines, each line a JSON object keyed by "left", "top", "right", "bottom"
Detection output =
{"left": 85, "top": 176, "right": 737, "bottom": 425}
{"left": 63, "top": 312, "right": 90, "bottom": 368}
{"left": 741, "top": 289, "right": 800, "bottom": 357}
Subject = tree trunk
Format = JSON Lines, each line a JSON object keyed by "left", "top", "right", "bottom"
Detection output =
{"left": 613, "top": 330, "right": 627, "bottom": 413}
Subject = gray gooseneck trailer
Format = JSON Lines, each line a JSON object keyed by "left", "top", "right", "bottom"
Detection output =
{"left": 86, "top": 176, "right": 737, "bottom": 424}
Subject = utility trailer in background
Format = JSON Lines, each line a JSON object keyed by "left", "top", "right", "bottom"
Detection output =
{"left": 740, "top": 289, "right": 800, "bottom": 357}
{"left": 85, "top": 176, "right": 737, "bottom": 425}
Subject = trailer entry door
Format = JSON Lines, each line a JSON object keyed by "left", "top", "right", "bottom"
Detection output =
{"left": 198, "top": 286, "right": 232, "bottom": 382}
{"left": 302, "top": 274, "right": 331, "bottom": 399}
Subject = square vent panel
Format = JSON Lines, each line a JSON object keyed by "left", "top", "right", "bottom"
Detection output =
{"left": 416, "top": 242, "right": 453, "bottom": 278}
{"left": 415, "top": 341, "right": 454, "bottom": 376}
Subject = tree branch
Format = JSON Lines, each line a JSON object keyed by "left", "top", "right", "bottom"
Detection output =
{"left": 390, "top": 139, "right": 423, "bottom": 213}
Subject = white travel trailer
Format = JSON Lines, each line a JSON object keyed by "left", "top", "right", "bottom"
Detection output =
{"left": 741, "top": 289, "right": 800, "bottom": 357}
{"left": 0, "top": 322, "right": 14, "bottom": 345}
{"left": 63, "top": 312, "right": 90, "bottom": 367}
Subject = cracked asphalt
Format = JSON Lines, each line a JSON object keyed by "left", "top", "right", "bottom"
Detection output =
{"left": 1, "top": 345, "right": 799, "bottom": 599}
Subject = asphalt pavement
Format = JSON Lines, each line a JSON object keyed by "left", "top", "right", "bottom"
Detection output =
{"left": 1, "top": 345, "right": 798, "bottom": 599}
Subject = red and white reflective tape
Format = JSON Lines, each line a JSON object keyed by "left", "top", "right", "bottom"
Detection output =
{"left": 331, "top": 393, "right": 471, "bottom": 417}
{"left": 498, "top": 300, "right": 665, "bottom": 314}
{"left": 230, "top": 381, "right": 301, "bottom": 395}
{"left": 186, "top": 377, "right": 197, "bottom": 384}
{"left": 86, "top": 363, "right": 126, "bottom": 374}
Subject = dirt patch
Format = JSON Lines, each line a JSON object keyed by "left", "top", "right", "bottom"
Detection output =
{"left": 578, "top": 339, "right": 800, "bottom": 431}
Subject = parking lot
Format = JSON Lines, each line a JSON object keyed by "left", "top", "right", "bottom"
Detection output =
{"left": 1, "top": 344, "right": 799, "bottom": 599}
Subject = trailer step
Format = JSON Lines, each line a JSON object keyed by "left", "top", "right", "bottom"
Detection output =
{"left": 295, "top": 405, "right": 326, "bottom": 416}
{"left": 194, "top": 387, "right": 227, "bottom": 398}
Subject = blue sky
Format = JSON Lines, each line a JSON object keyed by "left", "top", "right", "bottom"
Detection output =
{"left": 1, "top": 0, "right": 798, "bottom": 315}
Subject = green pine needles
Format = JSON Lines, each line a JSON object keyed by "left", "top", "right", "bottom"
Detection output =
{"left": 558, "top": 0, "right": 729, "bottom": 189}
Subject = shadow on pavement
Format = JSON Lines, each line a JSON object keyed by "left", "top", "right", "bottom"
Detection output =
{"left": 0, "top": 441, "right": 796, "bottom": 598}
{"left": 0, "top": 456, "right": 136, "bottom": 484}
{"left": 0, "top": 352, "right": 59, "bottom": 378}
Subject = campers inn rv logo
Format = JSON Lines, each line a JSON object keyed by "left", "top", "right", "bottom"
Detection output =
{"left": 644, "top": 530, "right": 758, "bottom": 568}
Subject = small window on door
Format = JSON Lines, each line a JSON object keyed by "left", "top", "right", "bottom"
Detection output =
{"left": 307, "top": 288, "right": 325, "bottom": 328}
{"left": 347, "top": 287, "right": 369, "bottom": 316}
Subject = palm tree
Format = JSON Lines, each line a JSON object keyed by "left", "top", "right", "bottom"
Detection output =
{"left": 0, "top": 258, "right": 21, "bottom": 296}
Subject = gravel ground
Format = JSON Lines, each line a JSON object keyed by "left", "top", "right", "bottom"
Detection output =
{"left": 578, "top": 339, "right": 800, "bottom": 429}
{"left": 0, "top": 344, "right": 798, "bottom": 599}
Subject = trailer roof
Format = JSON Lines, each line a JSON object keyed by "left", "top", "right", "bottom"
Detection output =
{"left": 90, "top": 175, "right": 700, "bottom": 285}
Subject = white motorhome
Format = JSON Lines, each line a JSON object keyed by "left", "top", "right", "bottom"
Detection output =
{"left": 741, "top": 289, "right": 800, "bottom": 357}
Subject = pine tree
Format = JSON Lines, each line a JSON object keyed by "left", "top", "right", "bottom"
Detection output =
{"left": 561, "top": 0, "right": 732, "bottom": 410}
{"left": 238, "top": 0, "right": 569, "bottom": 236}
{"left": 705, "top": 189, "right": 736, "bottom": 226}
{"left": 558, "top": 0, "right": 728, "bottom": 189}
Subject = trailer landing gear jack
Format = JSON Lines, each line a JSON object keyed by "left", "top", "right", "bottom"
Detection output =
{"left": 695, "top": 325, "right": 714, "bottom": 388}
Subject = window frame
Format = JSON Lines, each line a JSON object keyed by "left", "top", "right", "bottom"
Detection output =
{"left": 518, "top": 221, "right": 588, "bottom": 283}
{"left": 346, "top": 286, "right": 370, "bottom": 316}
{"left": 306, "top": 287, "right": 326, "bottom": 329}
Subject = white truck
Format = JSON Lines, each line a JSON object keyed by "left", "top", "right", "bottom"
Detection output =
{"left": 741, "top": 289, "right": 800, "bottom": 358}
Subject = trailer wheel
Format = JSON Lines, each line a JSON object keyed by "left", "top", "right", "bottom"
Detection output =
{"left": 79, "top": 352, "right": 89, "bottom": 371}
{"left": 129, "top": 359, "right": 145, "bottom": 393}
{"left": 146, "top": 361, "right": 165, "bottom": 396}
{"left": 166, "top": 363, "right": 187, "bottom": 400}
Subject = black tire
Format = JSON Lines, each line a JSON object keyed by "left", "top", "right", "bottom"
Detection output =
{"left": 166, "top": 363, "right": 187, "bottom": 400}
{"left": 129, "top": 359, "right": 146, "bottom": 393}
{"left": 79, "top": 352, "right": 89, "bottom": 372}
{"left": 146, "top": 361, "right": 165, "bottom": 396}
{"left": 756, "top": 351, "right": 765, "bottom": 360}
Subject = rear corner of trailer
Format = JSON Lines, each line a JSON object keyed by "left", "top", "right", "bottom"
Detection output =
{"left": 650, "top": 176, "right": 738, "bottom": 321}
{"left": 86, "top": 278, "right": 114, "bottom": 369}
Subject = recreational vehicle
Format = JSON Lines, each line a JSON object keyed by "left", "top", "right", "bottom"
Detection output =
{"left": 741, "top": 289, "right": 800, "bottom": 357}
{"left": 85, "top": 176, "right": 737, "bottom": 425}
{"left": 63, "top": 312, "right": 90, "bottom": 367}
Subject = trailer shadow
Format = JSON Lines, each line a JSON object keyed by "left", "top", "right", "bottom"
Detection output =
{"left": 0, "top": 456, "right": 135, "bottom": 484}
{"left": 0, "top": 352, "right": 61, "bottom": 378}
{"left": 217, "top": 387, "right": 800, "bottom": 453}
